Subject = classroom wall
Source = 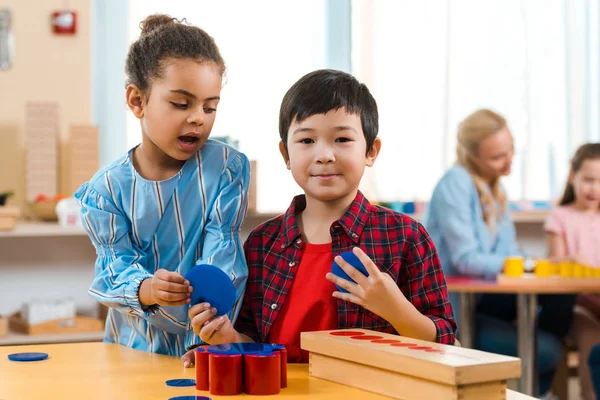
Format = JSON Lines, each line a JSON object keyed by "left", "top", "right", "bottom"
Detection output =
{"left": 0, "top": 0, "right": 91, "bottom": 210}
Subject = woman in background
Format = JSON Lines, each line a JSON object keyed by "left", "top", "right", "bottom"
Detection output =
{"left": 423, "top": 109, "right": 575, "bottom": 398}
{"left": 546, "top": 143, "right": 600, "bottom": 400}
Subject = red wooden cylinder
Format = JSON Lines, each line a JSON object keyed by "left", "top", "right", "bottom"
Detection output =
{"left": 275, "top": 347, "right": 287, "bottom": 388}
{"left": 243, "top": 352, "right": 281, "bottom": 395}
{"left": 209, "top": 353, "right": 243, "bottom": 395}
{"left": 194, "top": 345, "right": 210, "bottom": 391}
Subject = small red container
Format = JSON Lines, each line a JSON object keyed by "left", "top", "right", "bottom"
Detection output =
{"left": 209, "top": 353, "right": 243, "bottom": 395}
{"left": 275, "top": 347, "right": 287, "bottom": 388}
{"left": 194, "top": 345, "right": 210, "bottom": 391}
{"left": 243, "top": 352, "right": 281, "bottom": 395}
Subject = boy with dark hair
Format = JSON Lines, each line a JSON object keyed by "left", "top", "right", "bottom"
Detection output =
{"left": 183, "top": 69, "right": 456, "bottom": 364}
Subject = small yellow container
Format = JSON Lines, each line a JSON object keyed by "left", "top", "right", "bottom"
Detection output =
{"left": 596, "top": 268, "right": 600, "bottom": 278}
{"left": 504, "top": 257, "right": 525, "bottom": 277}
{"left": 584, "top": 266, "right": 596, "bottom": 278}
{"left": 573, "top": 263, "right": 585, "bottom": 278}
{"left": 534, "top": 259, "right": 554, "bottom": 278}
{"left": 559, "top": 261, "right": 573, "bottom": 278}
{"left": 552, "top": 262, "right": 560, "bottom": 275}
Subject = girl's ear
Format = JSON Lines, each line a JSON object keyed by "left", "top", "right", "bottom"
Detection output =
{"left": 365, "top": 137, "right": 382, "bottom": 167}
{"left": 126, "top": 84, "right": 146, "bottom": 119}
{"left": 279, "top": 141, "right": 291, "bottom": 170}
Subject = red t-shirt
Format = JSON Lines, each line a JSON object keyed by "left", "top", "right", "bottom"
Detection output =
{"left": 267, "top": 242, "right": 338, "bottom": 362}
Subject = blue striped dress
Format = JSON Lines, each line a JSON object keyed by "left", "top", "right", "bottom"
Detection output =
{"left": 75, "top": 139, "right": 250, "bottom": 356}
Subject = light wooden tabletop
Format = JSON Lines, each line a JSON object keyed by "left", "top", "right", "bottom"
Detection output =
{"left": 0, "top": 342, "right": 535, "bottom": 399}
{"left": 446, "top": 275, "right": 600, "bottom": 294}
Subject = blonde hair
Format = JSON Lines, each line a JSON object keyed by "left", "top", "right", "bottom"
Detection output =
{"left": 456, "top": 109, "right": 508, "bottom": 232}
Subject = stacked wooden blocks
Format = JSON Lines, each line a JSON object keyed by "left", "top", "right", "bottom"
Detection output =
{"left": 25, "top": 102, "right": 59, "bottom": 203}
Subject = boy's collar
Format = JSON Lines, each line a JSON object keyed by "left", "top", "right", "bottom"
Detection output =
{"left": 277, "top": 191, "right": 371, "bottom": 252}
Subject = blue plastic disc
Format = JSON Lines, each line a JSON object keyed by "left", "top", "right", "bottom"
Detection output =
{"left": 7, "top": 352, "right": 49, "bottom": 362}
{"left": 331, "top": 251, "right": 369, "bottom": 293}
{"left": 207, "top": 342, "right": 279, "bottom": 355}
{"left": 184, "top": 264, "right": 236, "bottom": 316}
{"left": 165, "top": 378, "right": 196, "bottom": 387}
{"left": 169, "top": 397, "right": 211, "bottom": 400}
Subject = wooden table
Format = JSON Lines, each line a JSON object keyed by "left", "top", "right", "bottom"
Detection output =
{"left": 446, "top": 275, "right": 600, "bottom": 396}
{"left": 0, "top": 342, "right": 535, "bottom": 399}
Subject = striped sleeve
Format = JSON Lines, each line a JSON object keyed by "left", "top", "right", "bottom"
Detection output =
{"left": 195, "top": 150, "right": 250, "bottom": 325}
{"left": 75, "top": 181, "right": 156, "bottom": 318}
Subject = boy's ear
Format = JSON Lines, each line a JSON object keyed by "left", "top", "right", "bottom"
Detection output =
{"left": 126, "top": 84, "right": 146, "bottom": 119}
{"left": 365, "top": 137, "right": 382, "bottom": 167}
{"left": 279, "top": 141, "right": 291, "bottom": 170}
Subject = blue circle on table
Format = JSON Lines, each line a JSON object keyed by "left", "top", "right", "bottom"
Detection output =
{"left": 207, "top": 342, "right": 283, "bottom": 355}
{"left": 165, "top": 378, "right": 196, "bottom": 387}
{"left": 7, "top": 352, "right": 49, "bottom": 362}
{"left": 331, "top": 251, "right": 369, "bottom": 293}
{"left": 184, "top": 264, "right": 236, "bottom": 316}
{"left": 169, "top": 397, "right": 211, "bottom": 400}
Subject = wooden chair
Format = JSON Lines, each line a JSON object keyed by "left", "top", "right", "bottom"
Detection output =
{"left": 552, "top": 343, "right": 579, "bottom": 400}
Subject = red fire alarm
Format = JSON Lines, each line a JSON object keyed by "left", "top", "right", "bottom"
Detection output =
{"left": 51, "top": 11, "right": 77, "bottom": 35}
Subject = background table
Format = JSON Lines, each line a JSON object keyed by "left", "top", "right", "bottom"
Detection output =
{"left": 446, "top": 275, "right": 600, "bottom": 396}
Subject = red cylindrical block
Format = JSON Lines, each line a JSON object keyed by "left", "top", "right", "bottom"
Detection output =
{"left": 194, "top": 345, "right": 210, "bottom": 391}
{"left": 243, "top": 352, "right": 281, "bottom": 395}
{"left": 209, "top": 353, "right": 243, "bottom": 395}
{"left": 275, "top": 347, "right": 287, "bottom": 388}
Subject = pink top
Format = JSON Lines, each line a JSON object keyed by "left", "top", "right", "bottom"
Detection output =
{"left": 544, "top": 205, "right": 600, "bottom": 267}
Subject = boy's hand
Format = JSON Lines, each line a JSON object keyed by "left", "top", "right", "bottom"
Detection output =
{"left": 188, "top": 303, "right": 238, "bottom": 345}
{"left": 139, "top": 269, "right": 192, "bottom": 307}
{"left": 326, "top": 247, "right": 408, "bottom": 323}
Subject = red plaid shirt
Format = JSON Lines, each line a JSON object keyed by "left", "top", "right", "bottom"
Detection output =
{"left": 236, "top": 191, "right": 456, "bottom": 344}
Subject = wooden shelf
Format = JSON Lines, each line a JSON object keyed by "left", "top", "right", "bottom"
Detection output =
{"left": 510, "top": 211, "right": 549, "bottom": 223}
{"left": 0, "top": 210, "right": 546, "bottom": 239}
{"left": 0, "top": 222, "right": 87, "bottom": 237}
{"left": 0, "top": 330, "right": 104, "bottom": 346}
{"left": 0, "top": 212, "right": 281, "bottom": 239}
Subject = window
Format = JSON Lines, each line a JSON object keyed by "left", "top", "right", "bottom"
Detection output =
{"left": 352, "top": 0, "right": 600, "bottom": 202}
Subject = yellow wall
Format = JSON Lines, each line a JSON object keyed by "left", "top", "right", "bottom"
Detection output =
{"left": 0, "top": 0, "right": 91, "bottom": 210}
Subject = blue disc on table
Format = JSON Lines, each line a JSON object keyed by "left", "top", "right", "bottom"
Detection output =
{"left": 7, "top": 352, "right": 49, "bottom": 362}
{"left": 331, "top": 251, "right": 369, "bottom": 293}
{"left": 165, "top": 378, "right": 196, "bottom": 387}
{"left": 207, "top": 342, "right": 271, "bottom": 355}
{"left": 169, "top": 397, "right": 211, "bottom": 400}
{"left": 184, "top": 264, "right": 235, "bottom": 316}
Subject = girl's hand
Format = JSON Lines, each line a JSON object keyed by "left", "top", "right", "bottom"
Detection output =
{"left": 140, "top": 269, "right": 192, "bottom": 307}
{"left": 182, "top": 349, "right": 195, "bottom": 368}
{"left": 326, "top": 247, "right": 407, "bottom": 322}
{"left": 188, "top": 302, "right": 238, "bottom": 344}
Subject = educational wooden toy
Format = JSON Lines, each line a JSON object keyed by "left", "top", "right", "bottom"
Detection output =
{"left": 195, "top": 342, "right": 287, "bottom": 396}
{"left": 301, "top": 329, "right": 521, "bottom": 400}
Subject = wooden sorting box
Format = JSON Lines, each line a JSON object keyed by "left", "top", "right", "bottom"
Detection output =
{"left": 301, "top": 329, "right": 521, "bottom": 400}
